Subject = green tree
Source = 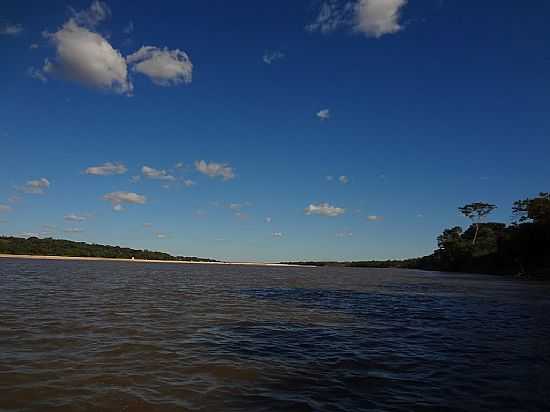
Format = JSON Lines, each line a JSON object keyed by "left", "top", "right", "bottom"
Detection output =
{"left": 458, "top": 202, "right": 497, "bottom": 245}
{"left": 512, "top": 192, "right": 550, "bottom": 225}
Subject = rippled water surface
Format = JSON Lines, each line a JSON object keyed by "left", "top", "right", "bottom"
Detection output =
{"left": 1, "top": 259, "right": 549, "bottom": 411}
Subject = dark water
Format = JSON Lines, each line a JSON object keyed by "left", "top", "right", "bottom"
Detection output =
{"left": 1, "top": 259, "right": 549, "bottom": 411}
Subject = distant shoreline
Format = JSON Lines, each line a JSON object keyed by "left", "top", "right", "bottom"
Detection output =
{"left": 0, "top": 254, "right": 314, "bottom": 268}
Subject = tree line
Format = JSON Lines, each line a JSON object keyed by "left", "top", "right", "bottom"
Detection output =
{"left": 284, "top": 193, "right": 550, "bottom": 278}
{"left": 0, "top": 236, "right": 218, "bottom": 263}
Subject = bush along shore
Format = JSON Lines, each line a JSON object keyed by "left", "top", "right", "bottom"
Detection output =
{"left": 283, "top": 193, "right": 550, "bottom": 279}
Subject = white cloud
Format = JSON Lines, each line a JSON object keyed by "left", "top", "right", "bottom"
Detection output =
{"left": 308, "top": 0, "right": 407, "bottom": 38}
{"left": 272, "top": 232, "right": 284, "bottom": 238}
{"left": 85, "top": 162, "right": 127, "bottom": 175}
{"left": 64, "top": 213, "right": 87, "bottom": 222}
{"left": 30, "top": 43, "right": 39, "bottom": 49}
{"left": 317, "top": 109, "right": 330, "bottom": 120}
{"left": 367, "top": 215, "right": 383, "bottom": 221}
{"left": 183, "top": 179, "right": 196, "bottom": 188}
{"left": 27, "top": 67, "right": 48, "bottom": 83}
{"left": 339, "top": 175, "right": 349, "bottom": 184}
{"left": 43, "top": 20, "right": 132, "bottom": 94}
{"left": 326, "top": 175, "right": 334, "bottom": 181}
{"left": 103, "top": 191, "right": 146, "bottom": 211}
{"left": 265, "top": 217, "right": 272, "bottom": 223}
{"left": 0, "top": 204, "right": 11, "bottom": 213}
{"left": 195, "top": 160, "right": 235, "bottom": 181}
{"left": 20, "top": 178, "right": 50, "bottom": 194}
{"left": 0, "top": 23, "right": 23, "bottom": 35}
{"left": 127, "top": 46, "right": 193, "bottom": 86}
{"left": 305, "top": 202, "right": 345, "bottom": 217}
{"left": 141, "top": 165, "right": 175, "bottom": 181}
{"left": 356, "top": 0, "right": 407, "bottom": 37}
{"left": 263, "top": 50, "right": 285, "bottom": 64}
{"left": 70, "top": 0, "right": 111, "bottom": 28}
{"left": 156, "top": 233, "right": 167, "bottom": 239}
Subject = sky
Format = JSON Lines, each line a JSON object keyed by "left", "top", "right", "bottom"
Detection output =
{"left": 1, "top": 0, "right": 549, "bottom": 262}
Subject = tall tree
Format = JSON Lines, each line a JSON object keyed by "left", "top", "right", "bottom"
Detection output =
{"left": 458, "top": 202, "right": 497, "bottom": 245}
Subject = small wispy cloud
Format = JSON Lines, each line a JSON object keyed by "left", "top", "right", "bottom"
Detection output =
{"left": 0, "top": 204, "right": 12, "bottom": 213}
{"left": 64, "top": 213, "right": 88, "bottom": 222}
{"left": 367, "top": 215, "right": 383, "bottom": 221}
{"left": 317, "top": 109, "right": 330, "bottom": 120}
{"left": 263, "top": 50, "right": 285, "bottom": 64}
{"left": 64, "top": 227, "right": 84, "bottom": 233}
{"left": 123, "top": 20, "right": 134, "bottom": 34}
{"left": 19, "top": 178, "right": 50, "bottom": 195}
{"left": 195, "top": 160, "right": 235, "bottom": 181}
{"left": 141, "top": 165, "right": 175, "bottom": 181}
{"left": 305, "top": 202, "right": 345, "bottom": 217}
{"left": 103, "top": 191, "right": 146, "bottom": 211}
{"left": 265, "top": 217, "right": 272, "bottom": 223}
{"left": 30, "top": 43, "right": 39, "bottom": 49}
{"left": 272, "top": 232, "right": 284, "bottom": 238}
{"left": 27, "top": 67, "right": 47, "bottom": 83}
{"left": 336, "top": 231, "right": 353, "bottom": 237}
{"left": 85, "top": 162, "right": 127, "bottom": 176}
{"left": 0, "top": 23, "right": 23, "bottom": 36}
{"left": 155, "top": 233, "right": 167, "bottom": 239}
{"left": 182, "top": 179, "right": 196, "bottom": 188}
{"left": 338, "top": 175, "right": 349, "bottom": 184}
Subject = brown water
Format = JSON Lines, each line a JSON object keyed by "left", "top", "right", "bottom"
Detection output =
{"left": 1, "top": 259, "right": 549, "bottom": 411}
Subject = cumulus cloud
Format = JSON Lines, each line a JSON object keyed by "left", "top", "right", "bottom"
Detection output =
{"left": 263, "top": 50, "right": 285, "bottom": 64}
{"left": 141, "top": 165, "right": 175, "bottom": 181}
{"left": 85, "top": 162, "right": 127, "bottom": 175}
{"left": 20, "top": 178, "right": 50, "bottom": 194}
{"left": 27, "top": 67, "right": 48, "bottom": 83}
{"left": 195, "top": 160, "right": 235, "bottom": 181}
{"left": 0, "top": 23, "right": 23, "bottom": 35}
{"left": 339, "top": 175, "right": 349, "bottom": 184}
{"left": 308, "top": 0, "right": 407, "bottom": 38}
{"left": 317, "top": 109, "right": 330, "bottom": 120}
{"left": 367, "top": 215, "right": 383, "bottom": 221}
{"left": 0, "top": 204, "right": 11, "bottom": 213}
{"left": 43, "top": 19, "right": 132, "bottom": 94}
{"left": 64, "top": 213, "right": 87, "bottom": 222}
{"left": 305, "top": 202, "right": 345, "bottom": 217}
{"left": 127, "top": 46, "right": 193, "bottom": 86}
{"left": 103, "top": 191, "right": 146, "bottom": 211}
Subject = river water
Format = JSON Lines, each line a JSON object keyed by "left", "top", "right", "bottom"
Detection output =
{"left": 0, "top": 258, "right": 549, "bottom": 411}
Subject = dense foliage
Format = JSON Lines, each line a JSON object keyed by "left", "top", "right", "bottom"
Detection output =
{"left": 0, "top": 236, "right": 218, "bottom": 262}
{"left": 285, "top": 193, "right": 550, "bottom": 278}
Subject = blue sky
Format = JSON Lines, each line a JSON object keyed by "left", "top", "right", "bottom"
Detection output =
{"left": 1, "top": 0, "right": 549, "bottom": 262}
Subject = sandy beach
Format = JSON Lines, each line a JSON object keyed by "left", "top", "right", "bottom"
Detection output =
{"left": 0, "top": 254, "right": 312, "bottom": 268}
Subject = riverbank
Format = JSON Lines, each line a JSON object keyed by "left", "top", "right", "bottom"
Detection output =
{"left": 0, "top": 254, "right": 314, "bottom": 268}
